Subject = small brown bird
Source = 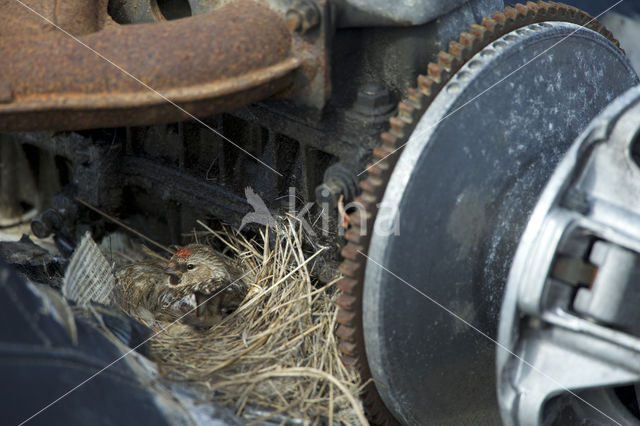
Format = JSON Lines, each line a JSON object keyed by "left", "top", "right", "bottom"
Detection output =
{"left": 115, "top": 244, "right": 247, "bottom": 328}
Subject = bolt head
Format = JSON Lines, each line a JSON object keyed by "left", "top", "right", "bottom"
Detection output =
{"left": 285, "top": 0, "right": 320, "bottom": 34}
{"left": 285, "top": 10, "right": 303, "bottom": 32}
{"left": 31, "top": 219, "right": 51, "bottom": 239}
{"left": 354, "top": 82, "right": 393, "bottom": 116}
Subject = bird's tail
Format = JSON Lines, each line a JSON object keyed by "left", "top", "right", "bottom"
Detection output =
{"left": 62, "top": 232, "right": 116, "bottom": 307}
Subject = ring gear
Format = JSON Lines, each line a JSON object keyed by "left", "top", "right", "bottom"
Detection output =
{"left": 335, "top": 2, "right": 625, "bottom": 424}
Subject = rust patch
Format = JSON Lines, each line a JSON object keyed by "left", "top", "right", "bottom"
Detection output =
{"left": 0, "top": 0, "right": 302, "bottom": 131}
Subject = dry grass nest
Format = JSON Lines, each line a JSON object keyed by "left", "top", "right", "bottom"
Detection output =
{"left": 132, "top": 218, "right": 367, "bottom": 425}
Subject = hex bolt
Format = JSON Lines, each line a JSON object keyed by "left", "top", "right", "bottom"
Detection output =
{"left": 347, "top": 82, "right": 395, "bottom": 125}
{"left": 353, "top": 82, "right": 394, "bottom": 116}
{"left": 31, "top": 209, "right": 63, "bottom": 239}
{"left": 285, "top": 0, "right": 320, "bottom": 34}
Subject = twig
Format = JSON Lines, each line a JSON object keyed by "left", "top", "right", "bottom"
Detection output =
{"left": 75, "top": 197, "right": 172, "bottom": 254}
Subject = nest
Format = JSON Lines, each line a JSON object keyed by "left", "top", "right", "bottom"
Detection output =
{"left": 132, "top": 218, "right": 366, "bottom": 425}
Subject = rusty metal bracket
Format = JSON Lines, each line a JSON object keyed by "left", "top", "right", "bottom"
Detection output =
{"left": 273, "top": 0, "right": 333, "bottom": 109}
{"left": 0, "top": 0, "right": 308, "bottom": 131}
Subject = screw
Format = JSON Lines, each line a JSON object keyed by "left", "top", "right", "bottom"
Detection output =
{"left": 285, "top": 0, "right": 320, "bottom": 34}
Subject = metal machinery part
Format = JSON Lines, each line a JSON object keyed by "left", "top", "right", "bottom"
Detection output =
{"left": 497, "top": 86, "right": 640, "bottom": 425}
{"left": 336, "top": 2, "right": 639, "bottom": 425}
{"left": 0, "top": 0, "right": 302, "bottom": 130}
{"left": 0, "top": 0, "right": 501, "bottom": 248}
{"left": 332, "top": 0, "right": 469, "bottom": 27}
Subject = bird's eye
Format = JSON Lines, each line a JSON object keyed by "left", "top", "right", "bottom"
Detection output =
{"left": 187, "top": 264, "right": 195, "bottom": 270}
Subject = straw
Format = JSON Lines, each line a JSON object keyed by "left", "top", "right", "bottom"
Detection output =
{"left": 130, "top": 217, "right": 365, "bottom": 424}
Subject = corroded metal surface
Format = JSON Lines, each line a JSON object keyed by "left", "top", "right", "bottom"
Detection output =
{"left": 0, "top": 0, "right": 300, "bottom": 131}
{"left": 335, "top": 2, "right": 624, "bottom": 424}
{"left": 0, "top": 0, "right": 112, "bottom": 37}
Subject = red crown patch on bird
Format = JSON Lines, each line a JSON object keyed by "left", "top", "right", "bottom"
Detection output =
{"left": 174, "top": 247, "right": 192, "bottom": 258}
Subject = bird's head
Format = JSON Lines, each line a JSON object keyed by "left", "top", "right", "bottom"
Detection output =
{"left": 164, "top": 244, "right": 231, "bottom": 287}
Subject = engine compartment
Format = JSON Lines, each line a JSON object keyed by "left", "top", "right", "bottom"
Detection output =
{"left": 3, "top": 1, "right": 640, "bottom": 425}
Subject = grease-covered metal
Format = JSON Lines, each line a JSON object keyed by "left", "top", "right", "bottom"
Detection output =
{"left": 0, "top": 0, "right": 301, "bottom": 131}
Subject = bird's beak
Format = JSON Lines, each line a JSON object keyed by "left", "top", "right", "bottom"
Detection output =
{"left": 164, "top": 267, "right": 181, "bottom": 285}
{"left": 164, "top": 267, "right": 180, "bottom": 275}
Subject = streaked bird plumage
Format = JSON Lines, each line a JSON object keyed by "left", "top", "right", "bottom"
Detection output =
{"left": 115, "top": 244, "right": 246, "bottom": 327}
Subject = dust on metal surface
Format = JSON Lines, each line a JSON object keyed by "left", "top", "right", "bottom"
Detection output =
{"left": 334, "top": 2, "right": 623, "bottom": 424}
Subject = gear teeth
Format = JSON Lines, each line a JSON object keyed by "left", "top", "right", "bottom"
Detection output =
{"left": 427, "top": 62, "right": 445, "bottom": 83}
{"left": 382, "top": 130, "right": 399, "bottom": 147}
{"left": 338, "top": 259, "right": 362, "bottom": 278}
{"left": 481, "top": 17, "right": 497, "bottom": 32}
{"left": 589, "top": 20, "right": 603, "bottom": 33}
{"left": 349, "top": 210, "right": 368, "bottom": 227}
{"left": 492, "top": 11, "right": 506, "bottom": 25}
{"left": 336, "top": 324, "right": 356, "bottom": 339}
{"left": 515, "top": 3, "right": 530, "bottom": 17}
{"left": 356, "top": 193, "right": 377, "bottom": 212}
{"left": 335, "top": 3, "right": 624, "bottom": 423}
{"left": 336, "top": 294, "right": 358, "bottom": 311}
{"left": 460, "top": 32, "right": 476, "bottom": 48}
{"left": 359, "top": 192, "right": 376, "bottom": 202}
{"left": 470, "top": 24, "right": 486, "bottom": 39}
{"left": 398, "top": 102, "right": 415, "bottom": 122}
{"left": 547, "top": 2, "right": 560, "bottom": 16}
{"left": 338, "top": 340, "right": 358, "bottom": 356}
{"left": 337, "top": 277, "right": 359, "bottom": 293}
{"left": 341, "top": 243, "right": 362, "bottom": 260}
{"left": 337, "top": 309, "right": 356, "bottom": 326}
{"left": 448, "top": 40, "right": 465, "bottom": 58}
{"left": 388, "top": 117, "right": 405, "bottom": 134}
{"left": 364, "top": 163, "right": 387, "bottom": 180}
{"left": 406, "top": 87, "right": 423, "bottom": 108}
{"left": 360, "top": 176, "right": 382, "bottom": 194}
{"left": 345, "top": 229, "right": 365, "bottom": 245}
{"left": 417, "top": 74, "right": 436, "bottom": 96}
{"left": 437, "top": 51, "right": 455, "bottom": 71}
{"left": 504, "top": 6, "right": 518, "bottom": 20}
{"left": 373, "top": 144, "right": 395, "bottom": 161}
{"left": 526, "top": 1, "right": 539, "bottom": 14}
{"left": 550, "top": 2, "right": 563, "bottom": 14}
{"left": 340, "top": 354, "right": 358, "bottom": 367}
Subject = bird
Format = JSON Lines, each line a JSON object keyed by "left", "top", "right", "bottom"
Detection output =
{"left": 114, "top": 244, "right": 247, "bottom": 328}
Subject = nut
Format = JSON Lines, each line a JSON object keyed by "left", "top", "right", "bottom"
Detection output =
{"left": 354, "top": 82, "right": 394, "bottom": 116}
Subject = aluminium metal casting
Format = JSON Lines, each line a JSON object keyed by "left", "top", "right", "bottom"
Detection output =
{"left": 498, "top": 85, "right": 640, "bottom": 425}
